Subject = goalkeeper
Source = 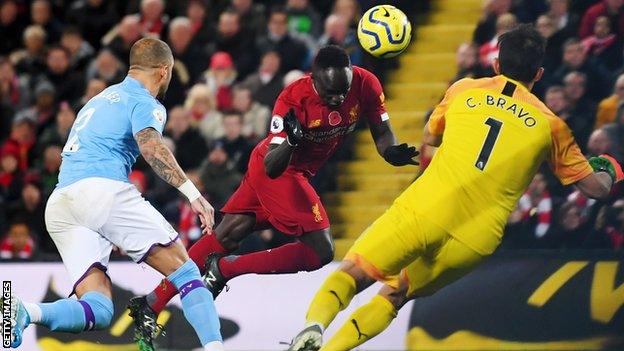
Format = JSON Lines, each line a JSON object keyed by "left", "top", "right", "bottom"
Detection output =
{"left": 287, "top": 24, "right": 623, "bottom": 351}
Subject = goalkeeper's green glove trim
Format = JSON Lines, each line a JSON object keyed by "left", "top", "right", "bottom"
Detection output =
{"left": 588, "top": 154, "right": 624, "bottom": 183}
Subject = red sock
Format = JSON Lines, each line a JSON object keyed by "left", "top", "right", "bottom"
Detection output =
{"left": 218, "top": 242, "right": 322, "bottom": 280}
{"left": 146, "top": 232, "right": 229, "bottom": 313}
{"left": 188, "top": 232, "right": 228, "bottom": 271}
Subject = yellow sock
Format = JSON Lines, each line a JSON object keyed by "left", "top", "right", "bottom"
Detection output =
{"left": 320, "top": 295, "right": 398, "bottom": 351}
{"left": 305, "top": 270, "right": 357, "bottom": 329}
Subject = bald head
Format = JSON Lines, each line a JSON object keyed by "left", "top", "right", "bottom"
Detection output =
{"left": 129, "top": 37, "right": 173, "bottom": 71}
{"left": 128, "top": 38, "right": 174, "bottom": 100}
{"left": 312, "top": 45, "right": 353, "bottom": 109}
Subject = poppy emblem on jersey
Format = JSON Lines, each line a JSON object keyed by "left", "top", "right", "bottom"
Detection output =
{"left": 312, "top": 203, "right": 323, "bottom": 223}
{"left": 153, "top": 108, "right": 165, "bottom": 124}
{"left": 308, "top": 119, "right": 321, "bottom": 128}
{"left": 328, "top": 111, "right": 342, "bottom": 126}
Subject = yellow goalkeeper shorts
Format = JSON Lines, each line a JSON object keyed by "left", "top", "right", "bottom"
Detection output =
{"left": 344, "top": 201, "right": 485, "bottom": 297}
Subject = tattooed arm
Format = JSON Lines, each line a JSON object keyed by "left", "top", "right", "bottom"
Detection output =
{"left": 135, "top": 127, "right": 215, "bottom": 230}
{"left": 135, "top": 127, "right": 186, "bottom": 187}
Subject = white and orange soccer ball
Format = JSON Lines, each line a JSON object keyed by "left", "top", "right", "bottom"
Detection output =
{"left": 357, "top": 5, "right": 412, "bottom": 58}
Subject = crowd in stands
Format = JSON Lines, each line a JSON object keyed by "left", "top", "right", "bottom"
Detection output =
{"left": 1, "top": 0, "right": 422, "bottom": 260}
{"left": 448, "top": 0, "right": 624, "bottom": 250}
{"left": 2, "top": 0, "right": 621, "bottom": 261}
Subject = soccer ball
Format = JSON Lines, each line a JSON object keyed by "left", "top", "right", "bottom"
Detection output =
{"left": 357, "top": 5, "right": 412, "bottom": 58}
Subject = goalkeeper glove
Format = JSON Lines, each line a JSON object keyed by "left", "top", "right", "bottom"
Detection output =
{"left": 589, "top": 154, "right": 624, "bottom": 183}
{"left": 383, "top": 143, "right": 420, "bottom": 166}
{"left": 283, "top": 108, "right": 303, "bottom": 146}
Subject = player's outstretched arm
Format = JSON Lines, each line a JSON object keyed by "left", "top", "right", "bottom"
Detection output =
{"left": 576, "top": 155, "right": 624, "bottom": 200}
{"left": 135, "top": 127, "right": 215, "bottom": 229}
{"left": 369, "top": 120, "right": 419, "bottom": 166}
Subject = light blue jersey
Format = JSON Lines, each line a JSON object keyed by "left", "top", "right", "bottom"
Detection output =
{"left": 58, "top": 76, "right": 167, "bottom": 188}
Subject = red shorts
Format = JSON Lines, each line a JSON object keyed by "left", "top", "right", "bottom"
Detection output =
{"left": 221, "top": 150, "right": 330, "bottom": 236}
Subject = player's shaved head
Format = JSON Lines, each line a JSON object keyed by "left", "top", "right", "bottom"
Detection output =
{"left": 128, "top": 38, "right": 174, "bottom": 100}
{"left": 129, "top": 37, "right": 173, "bottom": 70}
{"left": 312, "top": 45, "right": 353, "bottom": 109}
{"left": 497, "top": 24, "right": 545, "bottom": 84}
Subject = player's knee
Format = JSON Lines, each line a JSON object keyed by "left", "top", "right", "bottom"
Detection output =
{"left": 81, "top": 291, "right": 114, "bottom": 330}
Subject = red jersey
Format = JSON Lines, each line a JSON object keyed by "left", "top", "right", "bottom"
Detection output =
{"left": 254, "top": 66, "right": 387, "bottom": 177}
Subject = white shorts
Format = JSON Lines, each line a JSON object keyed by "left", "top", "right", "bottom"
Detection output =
{"left": 45, "top": 177, "right": 179, "bottom": 293}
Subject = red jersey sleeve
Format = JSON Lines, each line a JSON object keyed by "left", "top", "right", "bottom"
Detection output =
{"left": 269, "top": 85, "right": 298, "bottom": 144}
{"left": 360, "top": 68, "right": 388, "bottom": 125}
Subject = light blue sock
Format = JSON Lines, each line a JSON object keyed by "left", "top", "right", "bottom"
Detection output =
{"left": 168, "top": 260, "right": 222, "bottom": 345}
{"left": 38, "top": 291, "right": 113, "bottom": 332}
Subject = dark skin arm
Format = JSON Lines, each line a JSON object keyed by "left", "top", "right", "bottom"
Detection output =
{"left": 368, "top": 120, "right": 396, "bottom": 156}
{"left": 264, "top": 142, "right": 296, "bottom": 179}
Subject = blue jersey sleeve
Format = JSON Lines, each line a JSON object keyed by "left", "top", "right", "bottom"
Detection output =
{"left": 130, "top": 99, "right": 167, "bottom": 135}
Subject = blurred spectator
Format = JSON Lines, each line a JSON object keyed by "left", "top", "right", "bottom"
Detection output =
{"left": 536, "top": 15, "right": 564, "bottom": 75}
{"left": 0, "top": 143, "right": 23, "bottom": 203}
{"left": 602, "top": 106, "right": 624, "bottom": 161}
{"left": 73, "top": 78, "right": 106, "bottom": 112}
{"left": 207, "top": 10, "right": 257, "bottom": 79}
{"left": 200, "top": 52, "right": 237, "bottom": 111}
{"left": 593, "top": 199, "right": 624, "bottom": 249}
{"left": 0, "top": 222, "right": 34, "bottom": 260}
{"left": 579, "top": 0, "right": 624, "bottom": 38}
{"left": 60, "top": 27, "right": 95, "bottom": 73}
{"left": 3, "top": 115, "right": 36, "bottom": 171}
{"left": 549, "top": 201, "right": 592, "bottom": 248}
{"left": 551, "top": 38, "right": 612, "bottom": 101}
{"left": 479, "top": 13, "right": 518, "bottom": 67}
{"left": 0, "top": 0, "right": 24, "bottom": 56}
{"left": 473, "top": 0, "right": 513, "bottom": 45}
{"left": 31, "top": 0, "right": 63, "bottom": 44}
{"left": 453, "top": 42, "right": 487, "bottom": 82}
{"left": 587, "top": 128, "right": 621, "bottom": 161}
{"left": 242, "top": 51, "right": 284, "bottom": 108}
{"left": 11, "top": 25, "right": 47, "bottom": 77}
{"left": 15, "top": 80, "right": 56, "bottom": 134}
{"left": 257, "top": 7, "right": 309, "bottom": 73}
{"left": 332, "top": 0, "right": 361, "bottom": 29}
{"left": 176, "top": 171, "right": 205, "bottom": 246}
{"left": 0, "top": 57, "right": 30, "bottom": 110}
{"left": 596, "top": 73, "right": 624, "bottom": 128}
{"left": 517, "top": 173, "right": 553, "bottom": 240}
{"left": 129, "top": 169, "right": 147, "bottom": 194}
{"left": 164, "top": 17, "right": 208, "bottom": 107}
{"left": 103, "top": 15, "right": 143, "bottom": 65}
{"left": 199, "top": 111, "right": 252, "bottom": 207}
{"left": 39, "top": 144, "right": 61, "bottom": 196}
{"left": 86, "top": 49, "right": 125, "bottom": 86}
{"left": 581, "top": 16, "right": 623, "bottom": 72}
{"left": 6, "top": 180, "right": 47, "bottom": 251}
{"left": 283, "top": 69, "right": 305, "bottom": 87}
{"left": 164, "top": 106, "right": 208, "bottom": 170}
{"left": 230, "top": 0, "right": 267, "bottom": 37}
{"left": 286, "top": 0, "right": 322, "bottom": 38}
{"left": 231, "top": 85, "right": 270, "bottom": 141}
{"left": 41, "top": 46, "right": 85, "bottom": 105}
{"left": 319, "top": 14, "right": 363, "bottom": 65}
{"left": 138, "top": 0, "right": 168, "bottom": 38}
{"left": 562, "top": 71, "right": 596, "bottom": 146}
{"left": 168, "top": 17, "right": 207, "bottom": 83}
{"left": 186, "top": 0, "right": 214, "bottom": 47}
{"left": 38, "top": 101, "right": 75, "bottom": 148}
{"left": 547, "top": 0, "right": 579, "bottom": 38}
{"left": 186, "top": 84, "right": 224, "bottom": 143}
{"left": 66, "top": 0, "right": 118, "bottom": 51}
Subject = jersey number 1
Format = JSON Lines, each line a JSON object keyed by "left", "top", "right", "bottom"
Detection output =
{"left": 475, "top": 117, "right": 502, "bottom": 171}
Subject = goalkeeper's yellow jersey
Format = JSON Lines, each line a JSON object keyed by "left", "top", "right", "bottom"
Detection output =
{"left": 400, "top": 75, "right": 593, "bottom": 255}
